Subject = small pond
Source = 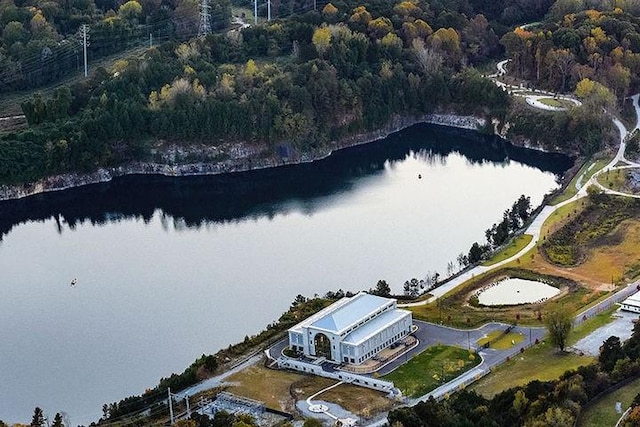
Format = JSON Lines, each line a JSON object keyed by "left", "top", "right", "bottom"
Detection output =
{"left": 476, "top": 278, "right": 560, "bottom": 306}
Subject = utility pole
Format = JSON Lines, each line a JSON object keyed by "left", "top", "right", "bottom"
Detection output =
{"left": 81, "top": 24, "right": 89, "bottom": 77}
{"left": 313, "top": 0, "right": 316, "bottom": 10}
{"left": 254, "top": 0, "right": 257, "bottom": 25}
{"left": 267, "top": 0, "right": 271, "bottom": 21}
{"left": 198, "top": 0, "right": 211, "bottom": 37}
{"left": 168, "top": 388, "right": 174, "bottom": 425}
{"left": 149, "top": 32, "right": 153, "bottom": 48}
{"left": 185, "top": 394, "right": 191, "bottom": 418}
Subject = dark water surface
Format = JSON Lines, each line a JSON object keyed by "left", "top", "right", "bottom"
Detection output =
{"left": 0, "top": 124, "right": 572, "bottom": 424}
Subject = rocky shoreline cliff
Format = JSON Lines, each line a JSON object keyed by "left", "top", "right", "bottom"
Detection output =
{"left": 0, "top": 113, "right": 485, "bottom": 201}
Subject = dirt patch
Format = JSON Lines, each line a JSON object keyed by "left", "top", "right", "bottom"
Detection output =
{"left": 291, "top": 376, "right": 394, "bottom": 417}
{"left": 529, "top": 218, "right": 640, "bottom": 287}
{"left": 225, "top": 364, "right": 303, "bottom": 413}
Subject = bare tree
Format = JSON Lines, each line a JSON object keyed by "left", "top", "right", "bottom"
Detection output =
{"left": 412, "top": 38, "right": 443, "bottom": 75}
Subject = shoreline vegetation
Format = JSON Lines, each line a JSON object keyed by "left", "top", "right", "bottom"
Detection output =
{"left": 4, "top": 0, "right": 640, "bottom": 421}
{"left": 0, "top": 113, "right": 484, "bottom": 201}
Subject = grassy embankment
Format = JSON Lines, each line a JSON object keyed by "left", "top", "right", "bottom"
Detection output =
{"left": 597, "top": 168, "right": 640, "bottom": 196}
{"left": 384, "top": 346, "right": 479, "bottom": 398}
{"left": 551, "top": 157, "right": 610, "bottom": 205}
{"left": 578, "top": 377, "right": 640, "bottom": 427}
{"left": 469, "top": 306, "right": 619, "bottom": 397}
{"left": 476, "top": 331, "right": 524, "bottom": 350}
{"left": 412, "top": 191, "right": 640, "bottom": 395}
{"left": 482, "top": 234, "right": 532, "bottom": 267}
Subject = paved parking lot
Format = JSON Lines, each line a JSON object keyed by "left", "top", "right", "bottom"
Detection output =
{"left": 572, "top": 310, "right": 640, "bottom": 356}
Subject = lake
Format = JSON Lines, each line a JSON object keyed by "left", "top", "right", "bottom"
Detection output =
{"left": 0, "top": 124, "right": 572, "bottom": 424}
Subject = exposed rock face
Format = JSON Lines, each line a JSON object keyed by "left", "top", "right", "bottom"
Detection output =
{"left": 0, "top": 114, "right": 486, "bottom": 201}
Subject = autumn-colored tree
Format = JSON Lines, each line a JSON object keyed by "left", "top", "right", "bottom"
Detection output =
{"left": 575, "top": 78, "right": 617, "bottom": 112}
{"left": 349, "top": 6, "right": 371, "bottom": 25}
{"left": 546, "top": 48, "right": 574, "bottom": 92}
{"left": 368, "top": 17, "right": 393, "bottom": 38}
{"left": 312, "top": 25, "right": 332, "bottom": 57}
{"left": 322, "top": 2, "right": 337, "bottom": 17}
{"left": 604, "top": 63, "right": 631, "bottom": 100}
{"left": 393, "top": 1, "right": 422, "bottom": 19}
{"left": 525, "top": 406, "right": 575, "bottom": 427}
{"left": 119, "top": 0, "right": 143, "bottom": 20}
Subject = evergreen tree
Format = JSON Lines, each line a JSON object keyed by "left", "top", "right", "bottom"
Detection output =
{"left": 31, "top": 407, "right": 45, "bottom": 427}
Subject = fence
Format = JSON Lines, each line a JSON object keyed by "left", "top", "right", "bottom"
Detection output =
{"left": 276, "top": 358, "right": 398, "bottom": 394}
{"left": 423, "top": 282, "right": 640, "bottom": 404}
{"left": 573, "top": 281, "right": 640, "bottom": 328}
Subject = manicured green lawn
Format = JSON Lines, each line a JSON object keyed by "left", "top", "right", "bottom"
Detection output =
{"left": 578, "top": 378, "right": 640, "bottom": 427}
{"left": 482, "top": 234, "right": 533, "bottom": 266}
{"left": 470, "top": 307, "right": 618, "bottom": 398}
{"left": 469, "top": 341, "right": 594, "bottom": 398}
{"left": 477, "top": 331, "right": 524, "bottom": 350}
{"left": 384, "top": 345, "right": 479, "bottom": 397}
{"left": 538, "top": 98, "right": 568, "bottom": 108}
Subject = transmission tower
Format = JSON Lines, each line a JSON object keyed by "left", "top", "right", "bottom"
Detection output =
{"left": 198, "top": 0, "right": 212, "bottom": 37}
{"left": 80, "top": 24, "right": 90, "bottom": 77}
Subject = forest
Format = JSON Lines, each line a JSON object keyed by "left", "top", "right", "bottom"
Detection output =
{"left": 1, "top": 0, "right": 639, "bottom": 186}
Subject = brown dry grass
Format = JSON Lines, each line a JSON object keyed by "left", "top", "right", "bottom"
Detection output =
{"left": 290, "top": 375, "right": 394, "bottom": 417}
{"left": 225, "top": 364, "right": 303, "bottom": 413}
{"left": 225, "top": 363, "right": 394, "bottom": 417}
{"left": 517, "top": 218, "right": 640, "bottom": 289}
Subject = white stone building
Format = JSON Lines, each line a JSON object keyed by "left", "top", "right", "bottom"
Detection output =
{"left": 621, "top": 291, "right": 640, "bottom": 313}
{"left": 287, "top": 292, "right": 412, "bottom": 364}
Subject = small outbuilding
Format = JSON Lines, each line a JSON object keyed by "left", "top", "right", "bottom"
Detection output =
{"left": 620, "top": 291, "right": 640, "bottom": 314}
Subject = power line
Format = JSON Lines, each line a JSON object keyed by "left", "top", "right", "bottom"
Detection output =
{"left": 198, "top": 0, "right": 212, "bottom": 37}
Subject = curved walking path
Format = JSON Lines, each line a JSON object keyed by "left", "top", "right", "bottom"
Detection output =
{"left": 400, "top": 68, "right": 640, "bottom": 309}
{"left": 364, "top": 68, "right": 640, "bottom": 427}
{"left": 490, "top": 59, "right": 582, "bottom": 111}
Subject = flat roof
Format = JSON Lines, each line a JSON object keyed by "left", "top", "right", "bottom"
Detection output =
{"left": 342, "top": 309, "right": 411, "bottom": 346}
{"left": 289, "top": 292, "right": 395, "bottom": 335}
{"left": 622, "top": 292, "right": 640, "bottom": 308}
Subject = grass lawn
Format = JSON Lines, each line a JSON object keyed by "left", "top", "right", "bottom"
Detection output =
{"left": 578, "top": 377, "right": 640, "bottom": 427}
{"left": 538, "top": 97, "right": 575, "bottom": 109}
{"left": 469, "top": 306, "right": 617, "bottom": 398}
{"left": 569, "top": 306, "right": 619, "bottom": 344}
{"left": 469, "top": 341, "right": 594, "bottom": 398}
{"left": 290, "top": 376, "right": 394, "bottom": 417}
{"left": 226, "top": 363, "right": 393, "bottom": 416}
{"left": 551, "top": 159, "right": 610, "bottom": 205}
{"left": 597, "top": 169, "right": 628, "bottom": 192}
{"left": 477, "top": 331, "right": 524, "bottom": 350}
{"left": 384, "top": 345, "right": 479, "bottom": 397}
{"left": 482, "top": 234, "right": 532, "bottom": 266}
{"left": 225, "top": 363, "right": 303, "bottom": 412}
{"left": 513, "top": 194, "right": 640, "bottom": 286}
